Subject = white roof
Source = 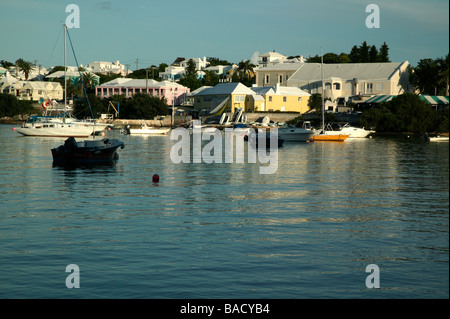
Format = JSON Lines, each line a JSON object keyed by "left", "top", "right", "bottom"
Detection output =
{"left": 46, "top": 70, "right": 100, "bottom": 79}
{"left": 195, "top": 82, "right": 254, "bottom": 96}
{"left": 251, "top": 85, "right": 310, "bottom": 96}
{"left": 260, "top": 51, "right": 286, "bottom": 58}
{"left": 98, "top": 78, "right": 188, "bottom": 89}
{"left": 258, "top": 62, "right": 304, "bottom": 71}
{"left": 288, "top": 62, "right": 408, "bottom": 83}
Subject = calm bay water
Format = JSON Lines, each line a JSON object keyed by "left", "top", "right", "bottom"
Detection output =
{"left": 0, "top": 124, "right": 448, "bottom": 299}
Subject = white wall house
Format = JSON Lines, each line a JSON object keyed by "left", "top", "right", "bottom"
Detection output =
{"left": 18, "top": 81, "right": 63, "bottom": 101}
{"left": 83, "top": 60, "right": 131, "bottom": 76}
{"left": 258, "top": 51, "right": 287, "bottom": 67}
{"left": 256, "top": 61, "right": 412, "bottom": 103}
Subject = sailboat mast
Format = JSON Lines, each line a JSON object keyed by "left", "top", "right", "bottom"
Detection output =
{"left": 64, "top": 24, "right": 67, "bottom": 119}
{"left": 321, "top": 48, "right": 325, "bottom": 133}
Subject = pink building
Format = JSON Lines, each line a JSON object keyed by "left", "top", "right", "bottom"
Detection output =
{"left": 95, "top": 78, "right": 190, "bottom": 106}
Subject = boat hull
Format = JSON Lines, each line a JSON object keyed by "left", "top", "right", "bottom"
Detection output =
{"left": 311, "top": 133, "right": 350, "bottom": 141}
{"left": 15, "top": 125, "right": 94, "bottom": 137}
{"left": 278, "top": 127, "right": 315, "bottom": 142}
{"left": 51, "top": 138, "right": 125, "bottom": 165}
{"left": 128, "top": 128, "right": 170, "bottom": 135}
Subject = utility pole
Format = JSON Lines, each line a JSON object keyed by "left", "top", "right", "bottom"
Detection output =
{"left": 135, "top": 58, "right": 139, "bottom": 70}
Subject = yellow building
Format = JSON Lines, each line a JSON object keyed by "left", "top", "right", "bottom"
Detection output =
{"left": 192, "top": 82, "right": 255, "bottom": 113}
{"left": 248, "top": 84, "right": 310, "bottom": 113}
{"left": 191, "top": 82, "right": 310, "bottom": 115}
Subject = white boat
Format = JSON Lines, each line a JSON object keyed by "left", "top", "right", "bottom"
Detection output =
{"left": 428, "top": 136, "right": 449, "bottom": 142}
{"left": 14, "top": 25, "right": 98, "bottom": 138}
{"left": 335, "top": 123, "right": 375, "bottom": 138}
{"left": 278, "top": 126, "right": 315, "bottom": 142}
{"left": 15, "top": 115, "right": 94, "bottom": 137}
{"left": 125, "top": 122, "right": 170, "bottom": 135}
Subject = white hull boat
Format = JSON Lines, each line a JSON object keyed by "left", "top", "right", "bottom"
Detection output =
{"left": 125, "top": 122, "right": 170, "bottom": 135}
{"left": 15, "top": 116, "right": 94, "bottom": 137}
{"left": 278, "top": 126, "right": 315, "bottom": 142}
{"left": 339, "top": 124, "right": 375, "bottom": 138}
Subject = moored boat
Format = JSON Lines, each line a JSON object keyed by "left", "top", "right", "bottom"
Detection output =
{"left": 124, "top": 122, "right": 170, "bottom": 135}
{"left": 278, "top": 126, "right": 315, "bottom": 142}
{"left": 51, "top": 137, "right": 125, "bottom": 165}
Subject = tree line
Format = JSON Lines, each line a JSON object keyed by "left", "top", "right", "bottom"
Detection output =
{"left": 359, "top": 93, "right": 448, "bottom": 133}
{"left": 306, "top": 41, "right": 390, "bottom": 64}
{"left": 73, "top": 93, "right": 169, "bottom": 120}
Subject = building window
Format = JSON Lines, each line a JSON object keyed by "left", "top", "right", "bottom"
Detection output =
{"left": 269, "top": 96, "right": 272, "bottom": 102}
{"left": 279, "top": 75, "right": 283, "bottom": 83}
{"left": 367, "top": 83, "right": 373, "bottom": 94}
{"left": 333, "top": 83, "right": 341, "bottom": 90}
{"left": 283, "top": 97, "right": 287, "bottom": 102}
{"left": 298, "top": 97, "right": 302, "bottom": 102}
{"left": 280, "top": 106, "right": 285, "bottom": 112}
{"left": 265, "top": 75, "right": 269, "bottom": 84}
{"left": 376, "top": 83, "right": 383, "bottom": 91}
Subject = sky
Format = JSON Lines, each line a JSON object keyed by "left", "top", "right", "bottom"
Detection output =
{"left": 0, "top": 0, "right": 448, "bottom": 70}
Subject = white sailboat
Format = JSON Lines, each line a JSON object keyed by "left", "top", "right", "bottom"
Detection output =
{"left": 15, "top": 25, "right": 95, "bottom": 138}
{"left": 311, "top": 48, "right": 350, "bottom": 142}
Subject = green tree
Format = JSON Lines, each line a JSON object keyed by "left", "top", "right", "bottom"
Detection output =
{"left": 349, "top": 45, "right": 360, "bottom": 63}
{"left": 437, "top": 53, "right": 449, "bottom": 96}
{"left": 369, "top": 45, "right": 379, "bottom": 62}
{"left": 359, "top": 41, "right": 370, "bottom": 62}
{"left": 0, "top": 93, "right": 34, "bottom": 117}
{"left": 15, "top": 58, "right": 33, "bottom": 80}
{"left": 378, "top": 42, "right": 390, "bottom": 62}
{"left": 409, "top": 58, "right": 440, "bottom": 94}
{"left": 0, "top": 60, "right": 14, "bottom": 69}
{"left": 308, "top": 93, "right": 322, "bottom": 111}
{"left": 203, "top": 70, "right": 219, "bottom": 87}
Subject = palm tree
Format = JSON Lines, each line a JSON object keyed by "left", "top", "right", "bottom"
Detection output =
{"left": 15, "top": 58, "right": 33, "bottom": 81}
{"left": 237, "top": 60, "right": 255, "bottom": 79}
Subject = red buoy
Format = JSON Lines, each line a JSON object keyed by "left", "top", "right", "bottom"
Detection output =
{"left": 152, "top": 174, "right": 159, "bottom": 183}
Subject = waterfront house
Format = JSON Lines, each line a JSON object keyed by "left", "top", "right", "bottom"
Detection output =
{"left": 18, "top": 81, "right": 63, "bottom": 101}
{"left": 83, "top": 60, "right": 131, "bottom": 76}
{"left": 192, "top": 82, "right": 255, "bottom": 113}
{"left": 249, "top": 84, "right": 310, "bottom": 113}
{"left": 95, "top": 78, "right": 190, "bottom": 106}
{"left": 192, "top": 82, "right": 310, "bottom": 114}
{"left": 0, "top": 72, "right": 24, "bottom": 96}
{"left": 256, "top": 61, "right": 412, "bottom": 103}
{"left": 258, "top": 51, "right": 287, "bottom": 67}
{"left": 255, "top": 62, "right": 303, "bottom": 87}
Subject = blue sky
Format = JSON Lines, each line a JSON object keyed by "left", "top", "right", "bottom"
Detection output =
{"left": 0, "top": 0, "right": 448, "bottom": 69}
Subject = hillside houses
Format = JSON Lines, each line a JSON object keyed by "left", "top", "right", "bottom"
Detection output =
{"left": 255, "top": 60, "right": 413, "bottom": 103}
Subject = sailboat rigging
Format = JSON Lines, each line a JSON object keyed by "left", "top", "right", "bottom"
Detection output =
{"left": 311, "top": 48, "right": 350, "bottom": 142}
{"left": 15, "top": 24, "right": 105, "bottom": 137}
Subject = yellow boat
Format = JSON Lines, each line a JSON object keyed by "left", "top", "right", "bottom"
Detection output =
{"left": 311, "top": 133, "right": 350, "bottom": 142}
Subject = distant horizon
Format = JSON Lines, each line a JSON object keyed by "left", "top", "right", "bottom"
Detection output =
{"left": 1, "top": 0, "right": 448, "bottom": 69}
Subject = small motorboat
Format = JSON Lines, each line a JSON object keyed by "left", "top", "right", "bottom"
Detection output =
{"left": 51, "top": 137, "right": 125, "bottom": 165}
{"left": 124, "top": 121, "right": 170, "bottom": 135}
